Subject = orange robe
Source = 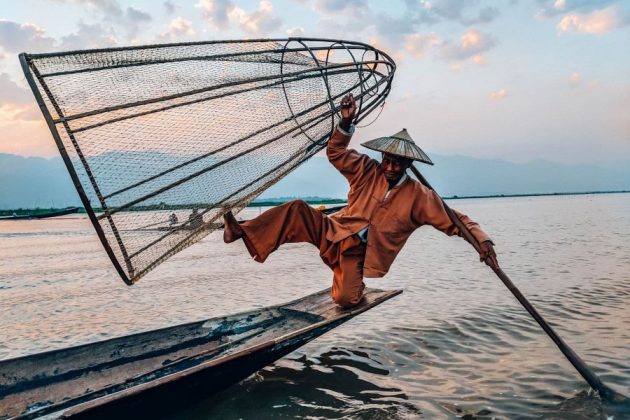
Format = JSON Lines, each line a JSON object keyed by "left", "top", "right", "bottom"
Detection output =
{"left": 239, "top": 127, "right": 491, "bottom": 307}
{"left": 325, "top": 128, "right": 491, "bottom": 278}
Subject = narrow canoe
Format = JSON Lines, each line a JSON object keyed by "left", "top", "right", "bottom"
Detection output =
{"left": 0, "top": 288, "right": 401, "bottom": 419}
{"left": 0, "top": 207, "right": 80, "bottom": 220}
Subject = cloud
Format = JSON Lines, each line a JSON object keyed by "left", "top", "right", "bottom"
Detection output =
{"left": 197, "top": 0, "right": 235, "bottom": 30}
{"left": 120, "top": 6, "right": 153, "bottom": 38}
{"left": 13, "top": 105, "right": 43, "bottom": 121}
{"left": 478, "top": 6, "right": 501, "bottom": 21}
{"left": 366, "top": 35, "right": 405, "bottom": 64}
{"left": 229, "top": 1, "right": 282, "bottom": 36}
{"left": 286, "top": 26, "right": 305, "bottom": 37}
{"left": 0, "top": 20, "right": 56, "bottom": 53}
{"left": 411, "top": 0, "right": 501, "bottom": 25}
{"left": 373, "top": 13, "right": 418, "bottom": 46}
{"left": 0, "top": 18, "right": 118, "bottom": 55}
{"left": 123, "top": 6, "right": 153, "bottom": 38}
{"left": 50, "top": 0, "right": 124, "bottom": 18}
{"left": 438, "top": 29, "right": 497, "bottom": 61}
{"left": 0, "top": 73, "right": 32, "bottom": 105}
{"left": 314, "top": 0, "right": 368, "bottom": 14}
{"left": 158, "top": 17, "right": 195, "bottom": 41}
{"left": 164, "top": 0, "right": 178, "bottom": 15}
{"left": 126, "top": 6, "right": 152, "bottom": 23}
{"left": 49, "top": 0, "right": 152, "bottom": 26}
{"left": 461, "top": 6, "right": 501, "bottom": 25}
{"left": 83, "top": 0, "right": 123, "bottom": 17}
{"left": 47, "top": 1, "right": 152, "bottom": 40}
{"left": 557, "top": 7, "right": 624, "bottom": 34}
{"left": 58, "top": 21, "right": 118, "bottom": 50}
{"left": 569, "top": 72, "right": 581, "bottom": 86}
{"left": 471, "top": 54, "right": 486, "bottom": 65}
{"left": 197, "top": 0, "right": 281, "bottom": 36}
{"left": 537, "top": 0, "right": 620, "bottom": 17}
{"left": 0, "top": 73, "right": 42, "bottom": 127}
{"left": 490, "top": 88, "right": 508, "bottom": 100}
{"left": 301, "top": 2, "right": 498, "bottom": 68}
{"left": 404, "top": 33, "right": 441, "bottom": 59}
{"left": 567, "top": 72, "right": 601, "bottom": 88}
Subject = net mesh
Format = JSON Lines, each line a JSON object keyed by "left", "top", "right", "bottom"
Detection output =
{"left": 22, "top": 38, "right": 396, "bottom": 284}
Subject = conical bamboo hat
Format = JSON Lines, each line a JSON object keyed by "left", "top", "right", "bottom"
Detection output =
{"left": 361, "top": 128, "right": 433, "bottom": 165}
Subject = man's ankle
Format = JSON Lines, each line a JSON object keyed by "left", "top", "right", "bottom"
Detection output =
{"left": 223, "top": 212, "right": 243, "bottom": 243}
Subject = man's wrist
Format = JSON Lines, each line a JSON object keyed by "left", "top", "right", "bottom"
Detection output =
{"left": 339, "top": 118, "right": 353, "bottom": 131}
{"left": 337, "top": 121, "right": 355, "bottom": 136}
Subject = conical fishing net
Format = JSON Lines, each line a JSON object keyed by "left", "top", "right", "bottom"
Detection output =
{"left": 20, "top": 38, "right": 396, "bottom": 284}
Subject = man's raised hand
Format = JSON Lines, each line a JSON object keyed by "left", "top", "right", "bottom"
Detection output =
{"left": 340, "top": 94, "right": 356, "bottom": 126}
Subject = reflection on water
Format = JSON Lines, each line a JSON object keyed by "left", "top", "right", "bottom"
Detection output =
{"left": 173, "top": 348, "right": 422, "bottom": 419}
{"left": 1, "top": 194, "right": 629, "bottom": 418}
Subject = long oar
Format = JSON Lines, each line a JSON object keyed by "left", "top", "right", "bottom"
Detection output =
{"left": 409, "top": 164, "right": 628, "bottom": 403}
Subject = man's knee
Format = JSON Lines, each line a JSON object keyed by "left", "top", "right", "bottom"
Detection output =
{"left": 288, "top": 199, "right": 310, "bottom": 211}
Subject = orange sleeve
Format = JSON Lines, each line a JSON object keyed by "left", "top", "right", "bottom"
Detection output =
{"left": 412, "top": 184, "right": 491, "bottom": 244}
{"left": 326, "top": 127, "right": 377, "bottom": 187}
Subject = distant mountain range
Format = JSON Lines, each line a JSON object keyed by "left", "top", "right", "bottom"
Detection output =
{"left": 260, "top": 152, "right": 630, "bottom": 199}
{"left": 1, "top": 152, "right": 629, "bottom": 209}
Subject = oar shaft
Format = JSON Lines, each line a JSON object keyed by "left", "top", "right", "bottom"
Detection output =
{"left": 409, "top": 164, "right": 623, "bottom": 401}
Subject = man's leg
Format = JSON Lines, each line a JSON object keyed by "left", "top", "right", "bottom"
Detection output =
{"left": 224, "top": 200, "right": 328, "bottom": 263}
{"left": 330, "top": 235, "right": 366, "bottom": 308}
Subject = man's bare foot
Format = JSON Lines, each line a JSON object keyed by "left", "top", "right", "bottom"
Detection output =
{"left": 223, "top": 211, "right": 243, "bottom": 243}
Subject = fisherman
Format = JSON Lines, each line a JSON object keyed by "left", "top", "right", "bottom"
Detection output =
{"left": 224, "top": 93, "right": 498, "bottom": 308}
{"left": 188, "top": 208, "right": 203, "bottom": 229}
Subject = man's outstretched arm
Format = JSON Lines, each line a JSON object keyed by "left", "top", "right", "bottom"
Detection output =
{"left": 326, "top": 94, "right": 376, "bottom": 186}
{"left": 412, "top": 183, "right": 499, "bottom": 269}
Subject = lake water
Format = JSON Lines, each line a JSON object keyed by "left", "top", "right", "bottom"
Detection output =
{"left": 1, "top": 194, "right": 629, "bottom": 418}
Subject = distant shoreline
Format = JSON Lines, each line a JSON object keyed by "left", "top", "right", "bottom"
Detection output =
{"left": 1, "top": 190, "right": 628, "bottom": 215}
{"left": 442, "top": 189, "right": 630, "bottom": 200}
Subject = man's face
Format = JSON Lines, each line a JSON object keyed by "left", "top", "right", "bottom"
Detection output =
{"left": 381, "top": 153, "right": 411, "bottom": 183}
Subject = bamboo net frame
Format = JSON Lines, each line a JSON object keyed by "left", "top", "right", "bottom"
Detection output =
{"left": 20, "top": 38, "right": 396, "bottom": 284}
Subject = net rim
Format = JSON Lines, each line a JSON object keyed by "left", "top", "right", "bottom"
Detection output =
{"left": 22, "top": 37, "right": 395, "bottom": 67}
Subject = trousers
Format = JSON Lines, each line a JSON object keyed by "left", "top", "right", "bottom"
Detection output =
{"left": 239, "top": 200, "right": 366, "bottom": 308}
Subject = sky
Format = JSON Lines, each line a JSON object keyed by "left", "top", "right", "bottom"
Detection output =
{"left": 0, "top": 0, "right": 628, "bottom": 164}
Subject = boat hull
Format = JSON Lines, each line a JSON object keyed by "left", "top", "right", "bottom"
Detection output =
{"left": 0, "top": 288, "right": 401, "bottom": 419}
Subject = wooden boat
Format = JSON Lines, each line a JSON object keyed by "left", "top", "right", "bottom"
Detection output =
{"left": 0, "top": 207, "right": 80, "bottom": 221}
{"left": 0, "top": 288, "right": 400, "bottom": 419}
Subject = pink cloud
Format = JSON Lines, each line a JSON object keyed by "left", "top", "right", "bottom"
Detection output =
{"left": 557, "top": 8, "right": 624, "bottom": 35}
{"left": 569, "top": 72, "right": 581, "bottom": 86}
{"left": 490, "top": 88, "right": 508, "bottom": 101}
{"left": 438, "top": 29, "right": 497, "bottom": 61}
{"left": 158, "top": 17, "right": 195, "bottom": 41}
{"left": 404, "top": 33, "right": 441, "bottom": 59}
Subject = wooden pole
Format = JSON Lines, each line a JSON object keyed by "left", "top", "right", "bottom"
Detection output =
{"left": 409, "top": 164, "right": 627, "bottom": 403}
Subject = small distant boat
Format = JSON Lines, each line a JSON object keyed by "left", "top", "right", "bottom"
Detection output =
{"left": 0, "top": 207, "right": 80, "bottom": 220}
{"left": 0, "top": 288, "right": 400, "bottom": 419}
